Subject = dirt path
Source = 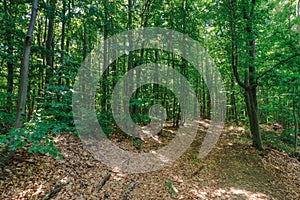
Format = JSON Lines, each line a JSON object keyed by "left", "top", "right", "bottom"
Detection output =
{"left": 1, "top": 124, "right": 299, "bottom": 199}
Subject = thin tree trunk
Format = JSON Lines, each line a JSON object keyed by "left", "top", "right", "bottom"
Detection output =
{"left": 297, "top": 0, "right": 300, "bottom": 45}
{"left": 65, "top": 0, "right": 71, "bottom": 87}
{"left": 229, "top": 2, "right": 238, "bottom": 123}
{"left": 294, "top": 0, "right": 299, "bottom": 153}
{"left": 101, "top": 0, "right": 109, "bottom": 113}
{"left": 4, "top": 0, "right": 14, "bottom": 113}
{"left": 127, "top": 0, "right": 134, "bottom": 116}
{"left": 292, "top": 83, "right": 298, "bottom": 153}
{"left": 45, "top": 0, "right": 56, "bottom": 84}
{"left": 133, "top": 0, "right": 151, "bottom": 117}
{"left": 57, "top": 0, "right": 66, "bottom": 102}
{"left": 15, "top": 0, "right": 38, "bottom": 128}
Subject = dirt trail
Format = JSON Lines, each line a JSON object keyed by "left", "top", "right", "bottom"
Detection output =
{"left": 0, "top": 124, "right": 299, "bottom": 199}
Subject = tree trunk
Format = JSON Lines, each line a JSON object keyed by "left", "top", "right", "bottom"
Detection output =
{"left": 57, "top": 0, "right": 66, "bottom": 102}
{"left": 245, "top": 88, "right": 263, "bottom": 150}
{"left": 127, "top": 0, "right": 134, "bottom": 116}
{"left": 230, "top": 77, "right": 238, "bottom": 123}
{"left": 15, "top": 0, "right": 38, "bottom": 128}
{"left": 45, "top": 0, "right": 56, "bottom": 84}
{"left": 65, "top": 0, "right": 72, "bottom": 87}
{"left": 230, "top": 0, "right": 264, "bottom": 150}
{"left": 297, "top": 0, "right": 300, "bottom": 45}
{"left": 292, "top": 83, "right": 298, "bottom": 153}
{"left": 294, "top": 0, "right": 300, "bottom": 153}
{"left": 244, "top": 0, "right": 263, "bottom": 150}
{"left": 133, "top": 0, "right": 151, "bottom": 117}
{"left": 101, "top": 0, "right": 109, "bottom": 113}
{"left": 4, "top": 0, "right": 14, "bottom": 113}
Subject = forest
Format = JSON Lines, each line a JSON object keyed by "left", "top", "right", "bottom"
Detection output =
{"left": 0, "top": 0, "right": 300, "bottom": 199}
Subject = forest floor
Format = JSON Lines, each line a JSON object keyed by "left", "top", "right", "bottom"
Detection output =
{"left": 0, "top": 121, "right": 299, "bottom": 200}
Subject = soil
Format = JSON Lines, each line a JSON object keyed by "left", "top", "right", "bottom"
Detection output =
{"left": 0, "top": 123, "right": 299, "bottom": 199}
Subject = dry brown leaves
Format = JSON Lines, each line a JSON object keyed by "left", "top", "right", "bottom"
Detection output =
{"left": 0, "top": 123, "right": 299, "bottom": 200}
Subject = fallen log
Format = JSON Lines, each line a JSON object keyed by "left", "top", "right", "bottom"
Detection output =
{"left": 191, "top": 166, "right": 204, "bottom": 177}
{"left": 38, "top": 184, "right": 63, "bottom": 200}
{"left": 96, "top": 173, "right": 111, "bottom": 192}
{"left": 120, "top": 180, "right": 136, "bottom": 200}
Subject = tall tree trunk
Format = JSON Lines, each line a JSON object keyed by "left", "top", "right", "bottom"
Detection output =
{"left": 101, "top": 0, "right": 109, "bottom": 113}
{"left": 65, "top": 0, "right": 72, "bottom": 87}
{"left": 229, "top": 2, "right": 238, "bottom": 123}
{"left": 133, "top": 0, "right": 151, "bottom": 117}
{"left": 57, "top": 0, "right": 66, "bottom": 102}
{"left": 45, "top": 0, "right": 56, "bottom": 84}
{"left": 294, "top": 0, "right": 300, "bottom": 153}
{"left": 127, "top": 0, "right": 134, "bottom": 116}
{"left": 243, "top": 0, "right": 263, "bottom": 150}
{"left": 230, "top": 0, "right": 263, "bottom": 150}
{"left": 15, "top": 0, "right": 38, "bottom": 128}
{"left": 292, "top": 82, "right": 298, "bottom": 153}
{"left": 229, "top": 77, "right": 238, "bottom": 123}
{"left": 297, "top": 0, "right": 300, "bottom": 45}
{"left": 245, "top": 88, "right": 262, "bottom": 149}
{"left": 4, "top": 0, "right": 14, "bottom": 113}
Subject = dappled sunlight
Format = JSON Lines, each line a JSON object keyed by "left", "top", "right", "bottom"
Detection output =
{"left": 189, "top": 187, "right": 274, "bottom": 199}
{"left": 53, "top": 133, "right": 67, "bottom": 143}
{"left": 17, "top": 188, "right": 34, "bottom": 199}
{"left": 17, "top": 183, "right": 47, "bottom": 199}
{"left": 2, "top": 128, "right": 298, "bottom": 199}
{"left": 31, "top": 184, "right": 44, "bottom": 197}
{"left": 229, "top": 188, "right": 272, "bottom": 199}
{"left": 163, "top": 128, "right": 175, "bottom": 134}
{"left": 199, "top": 120, "right": 210, "bottom": 129}
{"left": 140, "top": 127, "right": 162, "bottom": 143}
{"left": 1, "top": 0, "right": 299, "bottom": 198}
{"left": 228, "top": 125, "right": 246, "bottom": 136}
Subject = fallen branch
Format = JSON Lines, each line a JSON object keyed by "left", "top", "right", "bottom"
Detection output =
{"left": 96, "top": 173, "right": 111, "bottom": 192}
{"left": 191, "top": 166, "right": 204, "bottom": 177}
{"left": 120, "top": 180, "right": 136, "bottom": 200}
{"left": 38, "top": 184, "right": 63, "bottom": 200}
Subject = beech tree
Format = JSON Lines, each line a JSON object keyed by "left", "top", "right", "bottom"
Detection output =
{"left": 15, "top": 0, "right": 38, "bottom": 128}
{"left": 0, "top": 0, "right": 298, "bottom": 157}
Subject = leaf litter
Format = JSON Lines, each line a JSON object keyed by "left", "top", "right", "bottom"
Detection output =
{"left": 0, "top": 123, "right": 299, "bottom": 199}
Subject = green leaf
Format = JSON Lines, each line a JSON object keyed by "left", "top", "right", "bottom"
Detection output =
{"left": 165, "top": 181, "right": 172, "bottom": 188}
{"left": 169, "top": 189, "right": 177, "bottom": 195}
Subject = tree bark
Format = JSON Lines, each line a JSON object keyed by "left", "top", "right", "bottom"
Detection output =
{"left": 4, "top": 0, "right": 14, "bottom": 113}
{"left": 127, "top": 0, "right": 134, "bottom": 116}
{"left": 294, "top": 0, "right": 300, "bottom": 153}
{"left": 101, "top": 0, "right": 109, "bottom": 113}
{"left": 292, "top": 83, "right": 298, "bottom": 153}
{"left": 57, "top": 0, "right": 66, "bottom": 102}
{"left": 45, "top": 0, "right": 56, "bottom": 84}
{"left": 133, "top": 0, "right": 151, "bottom": 117}
{"left": 243, "top": 0, "right": 263, "bottom": 150}
{"left": 229, "top": 0, "right": 263, "bottom": 150}
{"left": 15, "top": 0, "right": 38, "bottom": 128}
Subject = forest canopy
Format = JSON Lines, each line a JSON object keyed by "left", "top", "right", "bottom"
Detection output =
{"left": 0, "top": 0, "right": 299, "bottom": 160}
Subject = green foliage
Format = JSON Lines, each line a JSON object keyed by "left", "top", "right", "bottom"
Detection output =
{"left": 0, "top": 111, "right": 15, "bottom": 130}
{"left": 165, "top": 181, "right": 177, "bottom": 195}
{"left": 97, "top": 112, "right": 115, "bottom": 136}
{"left": 0, "top": 102, "right": 75, "bottom": 158}
{"left": 262, "top": 129, "right": 298, "bottom": 154}
{"left": 0, "top": 0, "right": 299, "bottom": 158}
{"left": 129, "top": 136, "right": 142, "bottom": 150}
